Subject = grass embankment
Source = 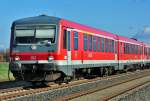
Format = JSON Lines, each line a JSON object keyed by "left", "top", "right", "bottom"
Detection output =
{"left": 0, "top": 63, "right": 14, "bottom": 81}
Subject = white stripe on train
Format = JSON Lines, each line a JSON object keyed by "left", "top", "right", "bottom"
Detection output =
{"left": 17, "top": 60, "right": 150, "bottom": 65}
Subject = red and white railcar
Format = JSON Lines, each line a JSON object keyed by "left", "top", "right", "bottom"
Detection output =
{"left": 9, "top": 15, "right": 150, "bottom": 82}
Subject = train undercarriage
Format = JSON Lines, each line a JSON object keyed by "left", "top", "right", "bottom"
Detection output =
{"left": 10, "top": 62, "right": 150, "bottom": 85}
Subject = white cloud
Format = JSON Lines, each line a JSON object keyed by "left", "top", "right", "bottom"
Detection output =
{"left": 144, "top": 26, "right": 150, "bottom": 33}
{"left": 133, "top": 26, "right": 150, "bottom": 44}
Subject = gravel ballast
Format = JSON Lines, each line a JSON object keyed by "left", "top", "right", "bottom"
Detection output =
{"left": 109, "top": 82, "right": 150, "bottom": 101}
{"left": 4, "top": 70, "right": 150, "bottom": 101}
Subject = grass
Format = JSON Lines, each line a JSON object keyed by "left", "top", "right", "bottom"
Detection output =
{"left": 0, "top": 63, "right": 14, "bottom": 81}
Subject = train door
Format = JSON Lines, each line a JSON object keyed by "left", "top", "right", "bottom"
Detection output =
{"left": 61, "top": 27, "right": 73, "bottom": 76}
{"left": 118, "top": 42, "right": 124, "bottom": 70}
{"left": 115, "top": 41, "right": 119, "bottom": 70}
{"left": 66, "top": 29, "right": 72, "bottom": 65}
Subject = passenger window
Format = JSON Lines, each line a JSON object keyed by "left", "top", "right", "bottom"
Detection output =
{"left": 115, "top": 42, "right": 118, "bottom": 54}
{"left": 120, "top": 42, "right": 123, "bottom": 53}
{"left": 63, "top": 30, "right": 67, "bottom": 49}
{"left": 105, "top": 39, "right": 108, "bottom": 52}
{"left": 84, "top": 34, "right": 88, "bottom": 51}
{"left": 97, "top": 37, "right": 101, "bottom": 52}
{"left": 88, "top": 35, "right": 92, "bottom": 51}
{"left": 93, "top": 36, "right": 97, "bottom": 51}
{"left": 108, "top": 40, "right": 112, "bottom": 52}
{"left": 112, "top": 40, "right": 114, "bottom": 53}
{"left": 102, "top": 38, "right": 105, "bottom": 52}
{"left": 74, "top": 31, "right": 78, "bottom": 50}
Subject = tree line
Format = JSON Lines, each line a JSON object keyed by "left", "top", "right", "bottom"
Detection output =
{"left": 0, "top": 49, "right": 9, "bottom": 62}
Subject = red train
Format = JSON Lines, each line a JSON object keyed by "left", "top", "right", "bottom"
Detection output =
{"left": 9, "top": 15, "right": 150, "bottom": 83}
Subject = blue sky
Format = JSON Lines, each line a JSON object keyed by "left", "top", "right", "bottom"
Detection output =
{"left": 0, "top": 0, "right": 150, "bottom": 49}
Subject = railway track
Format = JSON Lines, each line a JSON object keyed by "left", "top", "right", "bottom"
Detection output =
{"left": 59, "top": 71, "right": 150, "bottom": 101}
{"left": 100, "top": 78, "right": 150, "bottom": 101}
{"left": 0, "top": 69, "right": 150, "bottom": 101}
{"left": 0, "top": 81, "right": 30, "bottom": 89}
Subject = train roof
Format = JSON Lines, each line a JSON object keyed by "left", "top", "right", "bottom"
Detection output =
{"left": 60, "top": 19, "right": 117, "bottom": 39}
{"left": 12, "top": 15, "right": 149, "bottom": 46}
{"left": 118, "top": 36, "right": 143, "bottom": 45}
{"left": 12, "top": 15, "right": 61, "bottom": 26}
{"left": 144, "top": 43, "right": 150, "bottom": 47}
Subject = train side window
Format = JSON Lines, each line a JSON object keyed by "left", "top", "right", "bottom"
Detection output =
{"left": 127, "top": 43, "right": 130, "bottom": 54}
{"left": 93, "top": 36, "right": 97, "bottom": 51}
{"left": 88, "top": 35, "right": 92, "bottom": 51}
{"left": 139, "top": 46, "right": 141, "bottom": 55}
{"left": 145, "top": 48, "right": 146, "bottom": 55}
{"left": 139, "top": 46, "right": 140, "bottom": 54}
{"left": 107, "top": 39, "right": 110, "bottom": 52}
{"left": 74, "top": 31, "right": 78, "bottom": 50}
{"left": 127, "top": 43, "right": 129, "bottom": 54}
{"left": 124, "top": 43, "right": 126, "bottom": 54}
{"left": 136, "top": 45, "right": 138, "bottom": 54}
{"left": 112, "top": 40, "right": 114, "bottom": 53}
{"left": 97, "top": 37, "right": 101, "bottom": 52}
{"left": 102, "top": 38, "right": 105, "bottom": 52}
{"left": 135, "top": 45, "right": 136, "bottom": 54}
{"left": 115, "top": 41, "right": 118, "bottom": 54}
{"left": 105, "top": 39, "right": 108, "bottom": 52}
{"left": 129, "top": 44, "right": 131, "bottom": 54}
{"left": 109, "top": 40, "right": 111, "bottom": 52}
{"left": 84, "top": 34, "right": 88, "bottom": 51}
{"left": 120, "top": 42, "right": 123, "bottom": 53}
{"left": 63, "top": 30, "right": 67, "bottom": 49}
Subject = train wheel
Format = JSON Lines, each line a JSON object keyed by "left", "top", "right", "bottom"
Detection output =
{"left": 31, "top": 81, "right": 47, "bottom": 86}
{"left": 55, "top": 74, "right": 72, "bottom": 85}
{"left": 108, "top": 67, "right": 112, "bottom": 75}
{"left": 99, "top": 68, "right": 104, "bottom": 77}
{"left": 105, "top": 68, "right": 109, "bottom": 76}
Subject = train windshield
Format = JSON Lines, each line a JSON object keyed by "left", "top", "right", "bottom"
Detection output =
{"left": 15, "top": 25, "right": 56, "bottom": 45}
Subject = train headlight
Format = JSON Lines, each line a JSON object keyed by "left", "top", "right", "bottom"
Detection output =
{"left": 48, "top": 56, "right": 54, "bottom": 61}
{"left": 15, "top": 56, "right": 20, "bottom": 61}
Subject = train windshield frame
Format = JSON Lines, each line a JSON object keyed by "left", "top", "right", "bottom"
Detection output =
{"left": 14, "top": 25, "right": 57, "bottom": 45}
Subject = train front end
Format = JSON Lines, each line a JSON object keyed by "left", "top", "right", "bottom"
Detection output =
{"left": 9, "top": 15, "right": 61, "bottom": 82}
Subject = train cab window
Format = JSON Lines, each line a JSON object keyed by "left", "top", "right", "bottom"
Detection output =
{"left": 63, "top": 30, "right": 67, "bottom": 49}
{"left": 74, "top": 31, "right": 78, "bottom": 50}
{"left": 84, "top": 34, "right": 88, "bottom": 51}
{"left": 93, "top": 36, "right": 97, "bottom": 51}
{"left": 36, "top": 29, "right": 55, "bottom": 44}
{"left": 15, "top": 25, "right": 56, "bottom": 45}
{"left": 88, "top": 35, "right": 92, "bottom": 51}
{"left": 102, "top": 38, "right": 105, "bottom": 52}
{"left": 97, "top": 37, "right": 101, "bottom": 52}
{"left": 15, "top": 29, "right": 35, "bottom": 44}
